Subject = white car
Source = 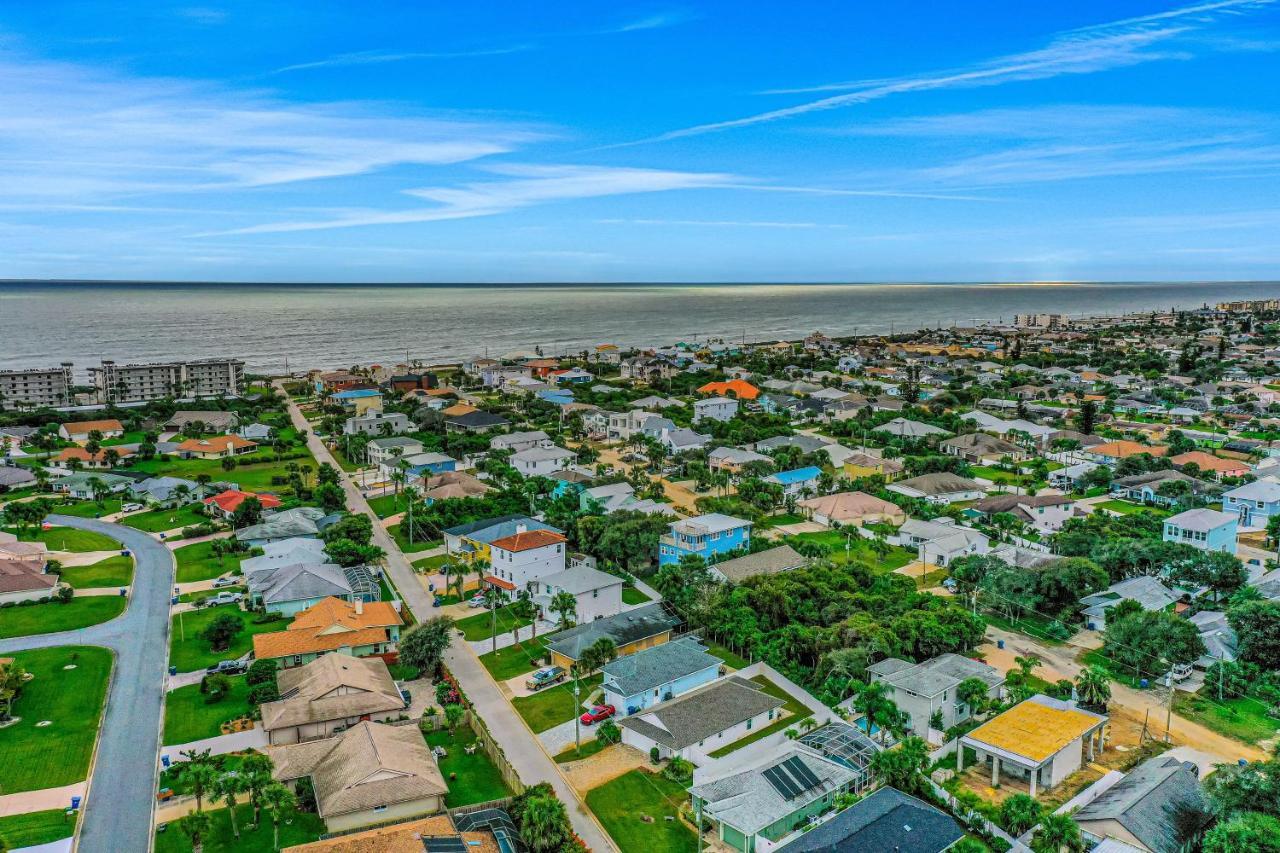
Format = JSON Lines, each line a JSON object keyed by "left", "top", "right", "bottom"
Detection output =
{"left": 121, "top": 503, "right": 144, "bottom": 513}
{"left": 211, "top": 577, "right": 238, "bottom": 588}
{"left": 206, "top": 591, "right": 243, "bottom": 606}
{"left": 468, "top": 594, "right": 488, "bottom": 608}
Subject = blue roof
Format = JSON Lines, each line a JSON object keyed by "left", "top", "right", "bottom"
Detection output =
{"left": 767, "top": 466, "right": 823, "bottom": 485}
{"left": 330, "top": 389, "right": 382, "bottom": 399}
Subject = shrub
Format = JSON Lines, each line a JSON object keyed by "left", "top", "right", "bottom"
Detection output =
{"left": 203, "top": 673, "right": 231, "bottom": 704}
{"left": 246, "top": 658, "right": 278, "bottom": 686}
{"left": 649, "top": 746, "right": 660, "bottom": 764}
{"left": 247, "top": 683, "right": 279, "bottom": 706}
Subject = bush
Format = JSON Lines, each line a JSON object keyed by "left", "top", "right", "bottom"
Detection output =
{"left": 596, "top": 719, "right": 621, "bottom": 745}
{"left": 649, "top": 746, "right": 660, "bottom": 765}
{"left": 247, "top": 683, "right": 279, "bottom": 706}
{"left": 662, "top": 756, "right": 694, "bottom": 784}
{"left": 203, "top": 673, "right": 232, "bottom": 704}
{"left": 246, "top": 658, "right": 277, "bottom": 686}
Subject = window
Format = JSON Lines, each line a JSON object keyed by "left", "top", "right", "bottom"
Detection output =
{"left": 373, "top": 805, "right": 388, "bottom": 813}
{"left": 746, "top": 718, "right": 753, "bottom": 730}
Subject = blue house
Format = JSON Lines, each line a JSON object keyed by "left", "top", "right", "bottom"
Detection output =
{"left": 1163, "top": 508, "right": 1238, "bottom": 553}
{"left": 1222, "top": 479, "right": 1280, "bottom": 527}
{"left": 601, "top": 637, "right": 723, "bottom": 716}
{"left": 659, "top": 513, "right": 752, "bottom": 566}
{"left": 765, "top": 466, "right": 823, "bottom": 497}
{"left": 536, "top": 389, "right": 575, "bottom": 406}
{"left": 402, "top": 451, "right": 456, "bottom": 477}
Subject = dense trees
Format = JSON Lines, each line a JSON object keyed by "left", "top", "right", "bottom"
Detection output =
{"left": 398, "top": 616, "right": 454, "bottom": 677}
{"left": 1102, "top": 609, "right": 1205, "bottom": 678}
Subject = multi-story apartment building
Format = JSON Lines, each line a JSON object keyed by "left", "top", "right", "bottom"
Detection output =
{"left": 0, "top": 363, "right": 75, "bottom": 409}
{"left": 89, "top": 358, "right": 245, "bottom": 402}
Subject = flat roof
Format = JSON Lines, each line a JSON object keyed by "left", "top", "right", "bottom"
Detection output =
{"left": 964, "top": 695, "right": 1105, "bottom": 764}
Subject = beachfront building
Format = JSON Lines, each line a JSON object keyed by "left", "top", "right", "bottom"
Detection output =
{"left": 89, "top": 358, "right": 245, "bottom": 403}
{"left": 0, "top": 363, "right": 75, "bottom": 409}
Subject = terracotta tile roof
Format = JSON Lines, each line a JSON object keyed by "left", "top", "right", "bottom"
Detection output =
{"left": 56, "top": 446, "right": 134, "bottom": 464}
{"left": 283, "top": 815, "right": 498, "bottom": 853}
{"left": 489, "top": 528, "right": 566, "bottom": 552}
{"left": 61, "top": 419, "right": 123, "bottom": 435}
{"left": 1091, "top": 441, "right": 1168, "bottom": 459}
{"left": 253, "top": 625, "right": 391, "bottom": 659}
{"left": 287, "top": 597, "right": 402, "bottom": 632}
{"left": 1170, "top": 451, "right": 1249, "bottom": 474}
{"left": 203, "top": 489, "right": 283, "bottom": 513}
{"left": 697, "top": 379, "right": 760, "bottom": 400}
{"left": 441, "top": 403, "right": 478, "bottom": 417}
{"left": 176, "top": 435, "right": 257, "bottom": 454}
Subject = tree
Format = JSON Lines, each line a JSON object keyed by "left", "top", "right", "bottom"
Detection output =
{"left": 1172, "top": 551, "right": 1249, "bottom": 603}
{"left": 180, "top": 758, "right": 219, "bottom": 812}
{"left": 313, "top": 481, "right": 345, "bottom": 513}
{"left": 215, "top": 771, "right": 249, "bottom": 839}
{"left": 549, "top": 590, "right": 577, "bottom": 630}
{"left": 1075, "top": 666, "right": 1111, "bottom": 711}
{"left": 1076, "top": 399, "right": 1098, "bottom": 435}
{"left": 444, "top": 702, "right": 465, "bottom": 731}
{"left": 597, "top": 718, "right": 621, "bottom": 745}
{"left": 202, "top": 613, "right": 243, "bottom": 653}
{"left": 869, "top": 735, "right": 928, "bottom": 795}
{"left": 999, "top": 793, "right": 1044, "bottom": 835}
{"left": 231, "top": 497, "right": 264, "bottom": 528}
{"left": 260, "top": 781, "right": 297, "bottom": 852}
{"left": 1103, "top": 610, "right": 1205, "bottom": 678}
{"left": 1230, "top": 600, "right": 1280, "bottom": 670}
{"left": 1031, "top": 813, "right": 1086, "bottom": 853}
{"left": 517, "top": 791, "right": 571, "bottom": 853}
{"left": 577, "top": 637, "right": 617, "bottom": 675}
{"left": 0, "top": 661, "right": 26, "bottom": 722}
{"left": 323, "top": 538, "right": 385, "bottom": 567}
{"left": 241, "top": 752, "right": 275, "bottom": 826}
{"left": 852, "top": 680, "right": 905, "bottom": 745}
{"left": 1203, "top": 812, "right": 1280, "bottom": 853}
{"left": 180, "top": 810, "right": 214, "bottom": 853}
{"left": 956, "top": 677, "right": 991, "bottom": 718}
{"left": 398, "top": 617, "right": 454, "bottom": 677}
{"left": 509, "top": 596, "right": 539, "bottom": 644}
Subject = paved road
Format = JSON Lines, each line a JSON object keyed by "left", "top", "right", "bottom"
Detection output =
{"left": 279, "top": 386, "right": 619, "bottom": 852}
{"left": 0, "top": 515, "right": 174, "bottom": 853}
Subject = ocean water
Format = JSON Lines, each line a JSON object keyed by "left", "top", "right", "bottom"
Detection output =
{"left": 1, "top": 280, "right": 1278, "bottom": 374}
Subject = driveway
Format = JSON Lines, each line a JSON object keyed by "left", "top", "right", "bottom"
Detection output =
{"left": 278, "top": 386, "right": 620, "bottom": 852}
{"left": 0, "top": 515, "right": 175, "bottom": 853}
{"left": 541, "top": 718, "right": 597, "bottom": 758}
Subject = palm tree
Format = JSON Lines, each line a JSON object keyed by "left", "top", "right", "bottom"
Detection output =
{"left": 518, "top": 792, "right": 569, "bottom": 853}
{"left": 180, "top": 760, "right": 219, "bottom": 812}
{"left": 215, "top": 771, "right": 249, "bottom": 839}
{"left": 260, "top": 781, "right": 297, "bottom": 852}
{"left": 550, "top": 590, "right": 577, "bottom": 630}
{"left": 1031, "top": 813, "right": 1086, "bottom": 853}
{"left": 0, "top": 661, "right": 26, "bottom": 721}
{"left": 181, "top": 810, "right": 214, "bottom": 853}
{"left": 240, "top": 752, "right": 275, "bottom": 826}
{"left": 510, "top": 595, "right": 539, "bottom": 644}
{"left": 1075, "top": 666, "right": 1111, "bottom": 710}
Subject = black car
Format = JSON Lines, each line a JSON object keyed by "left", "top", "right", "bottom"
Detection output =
{"left": 206, "top": 660, "right": 247, "bottom": 675}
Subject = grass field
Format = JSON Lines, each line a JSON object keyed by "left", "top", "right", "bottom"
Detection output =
{"left": 708, "top": 675, "right": 811, "bottom": 759}
{"left": 0, "top": 646, "right": 112, "bottom": 793}
{"left": 0, "top": 596, "right": 127, "bottom": 639}
{"left": 586, "top": 769, "right": 697, "bottom": 853}
{"left": 2, "top": 525, "right": 120, "bottom": 552}
{"left": 366, "top": 492, "right": 405, "bottom": 519}
{"left": 1096, "top": 500, "right": 1172, "bottom": 518}
{"left": 121, "top": 504, "right": 208, "bottom": 533}
{"left": 169, "top": 605, "right": 285, "bottom": 672}
{"left": 478, "top": 642, "right": 546, "bottom": 682}
{"left": 172, "top": 539, "right": 242, "bottom": 583}
{"left": 970, "top": 466, "right": 1024, "bottom": 485}
{"left": 983, "top": 611, "right": 1068, "bottom": 647}
{"left": 454, "top": 603, "right": 535, "bottom": 642}
{"left": 424, "top": 726, "right": 513, "bottom": 806}
{"left": 1174, "top": 691, "right": 1280, "bottom": 744}
{"left": 0, "top": 809, "right": 78, "bottom": 849}
{"left": 127, "top": 452, "right": 312, "bottom": 495}
{"left": 705, "top": 642, "right": 750, "bottom": 670}
{"left": 555, "top": 737, "right": 611, "bottom": 763}
{"left": 512, "top": 674, "right": 602, "bottom": 733}
{"left": 413, "top": 553, "right": 452, "bottom": 572}
{"left": 784, "top": 530, "right": 914, "bottom": 573}
{"left": 154, "top": 802, "right": 325, "bottom": 852}
{"left": 54, "top": 499, "right": 123, "bottom": 518}
{"left": 622, "top": 584, "right": 651, "bottom": 605}
{"left": 386, "top": 523, "right": 440, "bottom": 553}
{"left": 163, "top": 676, "right": 252, "bottom": 745}
{"left": 59, "top": 554, "right": 135, "bottom": 588}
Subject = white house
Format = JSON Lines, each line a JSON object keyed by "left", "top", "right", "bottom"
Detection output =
{"left": 865, "top": 654, "right": 1003, "bottom": 738}
{"left": 486, "top": 527, "right": 568, "bottom": 593}
{"left": 898, "top": 517, "right": 990, "bottom": 567}
{"left": 531, "top": 563, "right": 624, "bottom": 623}
{"left": 365, "top": 436, "right": 423, "bottom": 467}
{"left": 887, "top": 473, "right": 986, "bottom": 505}
{"left": 510, "top": 445, "right": 576, "bottom": 477}
{"left": 490, "top": 430, "right": 553, "bottom": 453}
{"left": 694, "top": 396, "right": 739, "bottom": 423}
{"left": 618, "top": 676, "right": 786, "bottom": 764}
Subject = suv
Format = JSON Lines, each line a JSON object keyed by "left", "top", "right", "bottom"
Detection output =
{"left": 525, "top": 666, "right": 567, "bottom": 692}
{"left": 121, "top": 502, "right": 144, "bottom": 513}
{"left": 205, "top": 591, "right": 243, "bottom": 607}
{"left": 206, "top": 660, "right": 247, "bottom": 675}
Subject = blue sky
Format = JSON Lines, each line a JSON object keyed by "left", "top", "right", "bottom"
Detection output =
{"left": 1, "top": 0, "right": 1279, "bottom": 282}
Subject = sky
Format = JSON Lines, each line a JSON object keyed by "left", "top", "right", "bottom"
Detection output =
{"left": 1, "top": 1, "right": 1279, "bottom": 282}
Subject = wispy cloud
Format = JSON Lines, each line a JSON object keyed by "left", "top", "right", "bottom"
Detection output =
{"left": 606, "top": 10, "right": 695, "bottom": 33}
{"left": 598, "top": 218, "right": 848, "bottom": 229}
{"left": 271, "top": 44, "right": 533, "bottom": 74}
{"left": 176, "top": 7, "right": 226, "bottom": 25}
{"left": 622, "top": 0, "right": 1272, "bottom": 145}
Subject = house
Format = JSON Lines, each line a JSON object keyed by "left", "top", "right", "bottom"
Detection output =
{"left": 1073, "top": 755, "right": 1207, "bottom": 853}
{"left": 579, "top": 482, "right": 678, "bottom": 517}
{"left": 252, "top": 597, "right": 403, "bottom": 669}
{"left": 419, "top": 471, "right": 491, "bottom": 504}
{"left": 694, "top": 396, "right": 739, "bottom": 422}
{"left": 237, "top": 507, "right": 335, "bottom": 547}
{"left": 0, "top": 558, "right": 59, "bottom": 604}
{"left": 1162, "top": 508, "right": 1237, "bottom": 553}
{"left": 601, "top": 636, "right": 722, "bottom": 716}
{"left": 394, "top": 452, "right": 456, "bottom": 479}
{"left": 1170, "top": 451, "right": 1249, "bottom": 478}
{"left": 530, "top": 562, "right": 623, "bottom": 623}
{"left": 764, "top": 466, "right": 823, "bottom": 497}
{"left": 940, "top": 432, "right": 1029, "bottom": 465}
{"left": 709, "top": 447, "right": 772, "bottom": 474}
{"left": 841, "top": 452, "right": 905, "bottom": 481}
{"left": 58, "top": 419, "right": 124, "bottom": 443}
{"left": 697, "top": 379, "right": 760, "bottom": 400}
{"left": 1110, "top": 470, "right": 1207, "bottom": 507}
{"left": 486, "top": 527, "right": 568, "bottom": 593}
{"left": 898, "top": 517, "right": 990, "bottom": 567}
{"left": 865, "top": 653, "right": 1003, "bottom": 736}
{"left": 176, "top": 434, "right": 257, "bottom": 459}
{"left": 444, "top": 410, "right": 510, "bottom": 434}
{"left": 544, "top": 602, "right": 681, "bottom": 669}
{"left": 328, "top": 388, "right": 384, "bottom": 415}
{"left": 659, "top": 513, "right": 752, "bottom": 566}
{"left": 128, "top": 476, "right": 200, "bottom": 506}
{"left": 1080, "top": 576, "right": 1180, "bottom": 630}
{"left": 242, "top": 538, "right": 329, "bottom": 572}
{"left": 774, "top": 787, "right": 964, "bottom": 853}
{"left": 1084, "top": 441, "right": 1169, "bottom": 464}
{"left": 1189, "top": 610, "right": 1238, "bottom": 669}
{"left": 622, "top": 357, "right": 679, "bottom": 382}
{"left": 271, "top": 721, "right": 445, "bottom": 832}
{"left": 365, "top": 436, "right": 424, "bottom": 467}
{"left": 489, "top": 430, "right": 553, "bottom": 453}
{"left": 163, "top": 410, "right": 240, "bottom": 433}
{"left": 53, "top": 471, "right": 133, "bottom": 499}
{"left": 709, "top": 544, "right": 808, "bottom": 583}
{"left": 888, "top": 473, "right": 985, "bottom": 505}
{"left": 442, "top": 514, "right": 560, "bottom": 564}
{"left": 237, "top": 422, "right": 273, "bottom": 441}
{"left": 657, "top": 426, "right": 712, "bottom": 454}
{"left": 204, "top": 488, "right": 283, "bottom": 520}
{"left": 282, "top": 812, "right": 508, "bottom": 853}
{"left": 342, "top": 411, "right": 411, "bottom": 437}
{"left": 52, "top": 446, "right": 135, "bottom": 469}
{"left": 259, "top": 655, "right": 407, "bottom": 746}
{"left": 876, "top": 418, "right": 950, "bottom": 439}
{"left": 797, "top": 491, "right": 905, "bottom": 527}
{"left": 245, "top": 560, "right": 380, "bottom": 616}
{"left": 1222, "top": 478, "right": 1280, "bottom": 527}
{"left": 1049, "top": 461, "right": 1101, "bottom": 490}
{"left": 510, "top": 445, "right": 575, "bottom": 477}
{"left": 970, "top": 493, "right": 1076, "bottom": 534}
{"left": 959, "top": 694, "right": 1108, "bottom": 796}
{"left": 618, "top": 675, "right": 785, "bottom": 763}
{"left": 690, "top": 741, "right": 862, "bottom": 853}
{"left": 0, "top": 466, "right": 36, "bottom": 491}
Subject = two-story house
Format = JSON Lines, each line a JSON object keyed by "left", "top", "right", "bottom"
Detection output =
{"left": 601, "top": 637, "right": 723, "bottom": 717}
{"left": 1222, "top": 479, "right": 1280, "bottom": 528}
{"left": 864, "top": 654, "right": 1004, "bottom": 737}
{"left": 510, "top": 445, "right": 575, "bottom": 477}
{"left": 693, "top": 396, "right": 739, "bottom": 423}
{"left": 486, "top": 527, "right": 568, "bottom": 593}
{"left": 659, "top": 513, "right": 752, "bottom": 566}
{"left": 1163, "top": 508, "right": 1238, "bottom": 554}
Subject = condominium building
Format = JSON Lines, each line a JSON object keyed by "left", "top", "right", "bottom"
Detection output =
{"left": 0, "top": 363, "right": 75, "bottom": 409}
{"left": 89, "top": 358, "right": 245, "bottom": 402}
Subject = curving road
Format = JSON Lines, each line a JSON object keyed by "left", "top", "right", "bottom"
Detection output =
{"left": 0, "top": 514, "right": 175, "bottom": 853}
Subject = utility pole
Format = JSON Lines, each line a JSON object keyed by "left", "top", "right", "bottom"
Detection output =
{"left": 573, "top": 668, "right": 582, "bottom": 756}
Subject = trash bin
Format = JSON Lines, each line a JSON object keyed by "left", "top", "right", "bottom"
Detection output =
{"left": 1139, "top": 678, "right": 1149, "bottom": 689}
{"left": 71, "top": 796, "right": 81, "bottom": 810}
{"left": 996, "top": 639, "right": 1004, "bottom": 650}
{"left": 169, "top": 665, "right": 177, "bottom": 676}
{"left": 161, "top": 755, "right": 171, "bottom": 768}
{"left": 119, "top": 587, "right": 127, "bottom": 596}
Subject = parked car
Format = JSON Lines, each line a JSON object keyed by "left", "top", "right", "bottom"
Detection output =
{"left": 121, "top": 502, "right": 144, "bottom": 513}
{"left": 206, "top": 659, "right": 246, "bottom": 675}
{"left": 580, "top": 704, "right": 616, "bottom": 725}
{"left": 468, "top": 594, "right": 488, "bottom": 608}
{"left": 1169, "top": 662, "right": 1194, "bottom": 682}
{"left": 207, "top": 591, "right": 243, "bottom": 606}
{"left": 525, "top": 666, "right": 567, "bottom": 692}
{"left": 211, "top": 577, "right": 238, "bottom": 589}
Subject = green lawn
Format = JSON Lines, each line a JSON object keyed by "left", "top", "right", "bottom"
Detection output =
{"left": 54, "top": 499, "right": 123, "bottom": 518}
{"left": 983, "top": 611, "right": 1069, "bottom": 647}
{"left": 708, "top": 675, "right": 812, "bottom": 759}
{"left": 387, "top": 523, "right": 440, "bottom": 553}
{"left": 413, "top": 553, "right": 452, "bottom": 572}
{"left": 586, "top": 769, "right": 697, "bottom": 853}
{"left": 163, "top": 676, "right": 253, "bottom": 745}
{"left": 512, "top": 674, "right": 602, "bottom": 733}
{"left": 0, "top": 809, "right": 78, "bottom": 849}
{"left": 1174, "top": 692, "right": 1280, "bottom": 744}
{"left": 121, "top": 503, "right": 208, "bottom": 532}
{"left": 127, "top": 452, "right": 312, "bottom": 495}
{"left": 158, "top": 754, "right": 249, "bottom": 796}
{"left": 970, "top": 466, "right": 1023, "bottom": 484}
{"left": 0, "top": 596, "right": 127, "bottom": 639}
{"left": 173, "top": 539, "right": 243, "bottom": 583}
{"left": 177, "top": 585, "right": 245, "bottom": 605}
{"left": 622, "top": 584, "right": 651, "bottom": 605}
{"left": 0, "top": 646, "right": 112, "bottom": 793}
{"left": 366, "top": 492, "right": 404, "bottom": 519}
{"left": 705, "top": 642, "right": 750, "bottom": 670}
{"left": 478, "top": 642, "right": 546, "bottom": 682}
{"left": 155, "top": 802, "right": 325, "bottom": 853}
{"left": 1096, "top": 499, "right": 1172, "bottom": 518}
{"left": 424, "top": 726, "right": 513, "bottom": 806}
{"left": 455, "top": 603, "right": 535, "bottom": 642}
{"left": 169, "top": 605, "right": 285, "bottom": 672}
{"left": 59, "top": 554, "right": 135, "bottom": 588}
{"left": 784, "top": 530, "right": 914, "bottom": 573}
{"left": 2, "top": 525, "right": 120, "bottom": 552}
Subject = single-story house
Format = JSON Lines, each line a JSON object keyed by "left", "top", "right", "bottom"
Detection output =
{"left": 204, "top": 488, "right": 283, "bottom": 520}
{"left": 797, "top": 491, "right": 905, "bottom": 527}
{"left": 601, "top": 636, "right": 722, "bottom": 717}
{"left": 246, "top": 560, "right": 381, "bottom": 617}
{"left": 970, "top": 493, "right": 1076, "bottom": 534}
{"left": 941, "top": 432, "right": 1029, "bottom": 465}
{"left": 876, "top": 418, "right": 950, "bottom": 439}
{"left": 52, "top": 446, "right": 135, "bottom": 470}
{"left": 58, "top": 419, "right": 123, "bottom": 443}
{"left": 887, "top": 473, "right": 986, "bottom": 505}
{"left": 774, "top": 787, "right": 964, "bottom": 853}
{"left": 445, "top": 410, "right": 510, "bottom": 434}
{"left": 709, "top": 544, "right": 808, "bottom": 584}
{"left": 176, "top": 434, "right": 258, "bottom": 459}
{"left": 898, "top": 517, "right": 990, "bottom": 567}
{"left": 1080, "top": 576, "right": 1180, "bottom": 630}
{"left": 1073, "top": 755, "right": 1206, "bottom": 853}
{"left": 619, "top": 675, "right": 785, "bottom": 763}
{"left": 236, "top": 507, "right": 336, "bottom": 547}
{"left": 53, "top": 471, "right": 133, "bottom": 499}
{"left": 1169, "top": 451, "right": 1249, "bottom": 479}
{"left": 0, "top": 558, "right": 59, "bottom": 604}
{"left": 260, "top": 655, "right": 407, "bottom": 746}
{"left": 164, "top": 410, "right": 239, "bottom": 433}
{"left": 960, "top": 694, "right": 1108, "bottom": 796}
{"left": 128, "top": 476, "right": 201, "bottom": 506}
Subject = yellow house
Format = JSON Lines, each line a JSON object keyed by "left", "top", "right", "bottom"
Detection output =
{"left": 842, "top": 452, "right": 905, "bottom": 482}
{"left": 329, "top": 389, "right": 384, "bottom": 415}
{"left": 545, "top": 602, "right": 680, "bottom": 669}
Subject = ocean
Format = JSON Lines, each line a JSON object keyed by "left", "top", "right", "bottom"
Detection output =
{"left": 2, "top": 280, "right": 1278, "bottom": 375}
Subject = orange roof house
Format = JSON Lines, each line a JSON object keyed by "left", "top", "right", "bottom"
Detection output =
{"left": 59, "top": 419, "right": 124, "bottom": 440}
{"left": 177, "top": 435, "right": 258, "bottom": 459}
{"left": 1170, "top": 451, "right": 1250, "bottom": 477}
{"left": 54, "top": 446, "right": 134, "bottom": 468}
{"left": 489, "top": 529, "right": 567, "bottom": 552}
{"left": 253, "top": 597, "right": 403, "bottom": 665}
{"left": 204, "top": 489, "right": 282, "bottom": 515}
{"left": 441, "top": 403, "right": 478, "bottom": 417}
{"left": 1088, "top": 441, "right": 1168, "bottom": 460}
{"left": 697, "top": 379, "right": 760, "bottom": 400}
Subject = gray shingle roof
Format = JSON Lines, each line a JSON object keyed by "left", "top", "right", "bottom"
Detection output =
{"left": 617, "top": 675, "right": 783, "bottom": 750}
{"left": 544, "top": 602, "right": 680, "bottom": 661}
{"left": 711, "top": 545, "right": 807, "bottom": 583}
{"left": 775, "top": 786, "right": 964, "bottom": 853}
{"left": 1074, "top": 755, "right": 1206, "bottom": 853}
{"left": 602, "top": 637, "right": 721, "bottom": 696}
{"left": 871, "top": 653, "right": 1003, "bottom": 699}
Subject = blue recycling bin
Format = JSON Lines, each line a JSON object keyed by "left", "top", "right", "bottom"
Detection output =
{"left": 1140, "top": 678, "right": 1149, "bottom": 689}
{"left": 169, "top": 665, "right": 177, "bottom": 676}
{"left": 119, "top": 587, "right": 127, "bottom": 596}
{"left": 161, "top": 755, "right": 171, "bottom": 768}
{"left": 71, "top": 796, "right": 81, "bottom": 810}
{"left": 996, "top": 639, "right": 1005, "bottom": 650}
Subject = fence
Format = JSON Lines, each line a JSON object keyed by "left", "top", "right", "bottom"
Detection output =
{"left": 466, "top": 709, "right": 526, "bottom": 796}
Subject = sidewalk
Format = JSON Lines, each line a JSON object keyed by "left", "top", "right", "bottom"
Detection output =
{"left": 0, "top": 782, "right": 86, "bottom": 818}
{"left": 159, "top": 728, "right": 267, "bottom": 764}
